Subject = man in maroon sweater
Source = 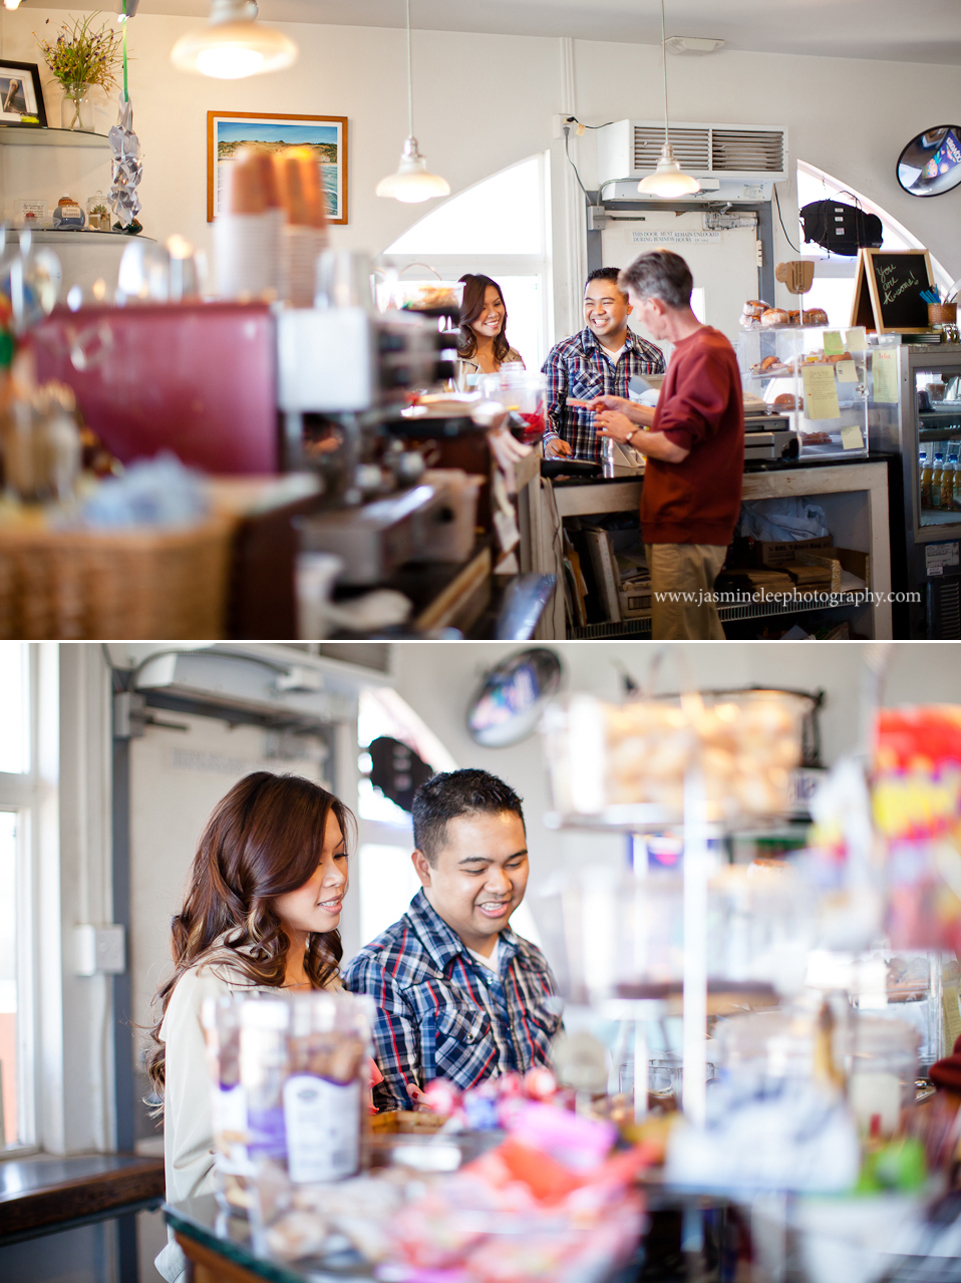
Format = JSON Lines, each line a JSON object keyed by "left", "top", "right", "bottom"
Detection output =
{"left": 587, "top": 251, "right": 744, "bottom": 640}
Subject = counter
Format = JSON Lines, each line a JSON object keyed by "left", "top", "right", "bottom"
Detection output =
{"left": 523, "top": 458, "right": 893, "bottom": 639}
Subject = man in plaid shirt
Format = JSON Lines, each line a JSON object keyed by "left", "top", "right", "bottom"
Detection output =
{"left": 542, "top": 266, "right": 665, "bottom": 463}
{"left": 343, "top": 769, "right": 560, "bottom": 1111}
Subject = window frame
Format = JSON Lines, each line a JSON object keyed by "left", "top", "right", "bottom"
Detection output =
{"left": 0, "top": 643, "right": 40, "bottom": 1156}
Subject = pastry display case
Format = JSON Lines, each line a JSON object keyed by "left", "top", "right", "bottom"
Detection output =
{"left": 737, "top": 326, "right": 870, "bottom": 461}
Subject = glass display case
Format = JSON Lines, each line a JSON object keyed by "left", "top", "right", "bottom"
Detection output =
{"left": 737, "top": 325, "right": 869, "bottom": 460}
{"left": 869, "top": 342, "right": 961, "bottom": 637}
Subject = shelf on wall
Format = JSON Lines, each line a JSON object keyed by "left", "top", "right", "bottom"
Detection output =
{"left": 0, "top": 127, "right": 110, "bottom": 148}
{"left": 19, "top": 230, "right": 141, "bottom": 242}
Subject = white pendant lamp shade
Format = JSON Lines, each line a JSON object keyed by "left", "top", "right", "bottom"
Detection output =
{"left": 638, "top": 142, "right": 701, "bottom": 197}
{"left": 171, "top": 0, "right": 297, "bottom": 79}
{"left": 377, "top": 0, "right": 449, "bottom": 202}
{"left": 376, "top": 137, "right": 450, "bottom": 203}
{"left": 639, "top": 0, "right": 700, "bottom": 198}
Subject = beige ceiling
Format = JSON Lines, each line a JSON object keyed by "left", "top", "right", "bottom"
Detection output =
{"left": 28, "top": 0, "right": 961, "bottom": 64}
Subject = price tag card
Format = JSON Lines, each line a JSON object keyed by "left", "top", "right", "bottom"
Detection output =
{"left": 801, "top": 364, "right": 841, "bottom": 420}
{"left": 844, "top": 326, "right": 869, "bottom": 352}
{"left": 823, "top": 331, "right": 844, "bottom": 356}
{"left": 836, "top": 360, "right": 858, "bottom": 383}
{"left": 840, "top": 424, "right": 864, "bottom": 451}
{"left": 872, "top": 349, "right": 899, "bottom": 403}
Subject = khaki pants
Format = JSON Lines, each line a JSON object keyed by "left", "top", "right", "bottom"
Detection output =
{"left": 645, "top": 543, "right": 727, "bottom": 640}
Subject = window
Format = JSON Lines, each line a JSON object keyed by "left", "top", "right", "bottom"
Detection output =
{"left": 796, "top": 161, "right": 952, "bottom": 326}
{"left": 380, "top": 153, "right": 554, "bottom": 372}
{"left": 0, "top": 643, "right": 33, "bottom": 1154}
{"left": 355, "top": 688, "right": 458, "bottom": 947}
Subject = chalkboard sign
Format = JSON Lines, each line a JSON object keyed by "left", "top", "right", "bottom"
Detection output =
{"left": 850, "top": 248, "right": 934, "bottom": 333}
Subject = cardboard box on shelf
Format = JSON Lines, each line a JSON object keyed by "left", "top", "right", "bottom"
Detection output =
{"left": 752, "top": 535, "right": 834, "bottom": 568}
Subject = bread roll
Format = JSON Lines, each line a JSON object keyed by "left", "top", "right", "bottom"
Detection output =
{"left": 760, "top": 308, "right": 789, "bottom": 327}
{"left": 773, "top": 393, "right": 802, "bottom": 410}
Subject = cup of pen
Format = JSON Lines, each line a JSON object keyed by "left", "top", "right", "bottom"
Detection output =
{"left": 928, "top": 300, "right": 958, "bottom": 342}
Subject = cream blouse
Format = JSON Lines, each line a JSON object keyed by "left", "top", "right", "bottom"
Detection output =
{"left": 455, "top": 347, "right": 525, "bottom": 391}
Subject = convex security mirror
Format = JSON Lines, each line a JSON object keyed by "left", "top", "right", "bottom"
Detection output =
{"left": 897, "top": 125, "right": 961, "bottom": 197}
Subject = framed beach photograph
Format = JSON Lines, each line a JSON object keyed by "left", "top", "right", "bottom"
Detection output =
{"left": 207, "top": 111, "right": 348, "bottom": 224}
{"left": 0, "top": 60, "right": 46, "bottom": 128}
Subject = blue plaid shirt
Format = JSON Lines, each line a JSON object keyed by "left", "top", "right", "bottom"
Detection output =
{"left": 343, "top": 889, "right": 561, "bottom": 1111}
{"left": 542, "top": 326, "right": 665, "bottom": 463}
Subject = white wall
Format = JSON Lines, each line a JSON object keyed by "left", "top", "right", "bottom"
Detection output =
{"left": 2, "top": 12, "right": 958, "bottom": 330}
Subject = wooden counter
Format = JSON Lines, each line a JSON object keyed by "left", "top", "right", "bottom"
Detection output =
{"left": 0, "top": 1152, "right": 164, "bottom": 1245}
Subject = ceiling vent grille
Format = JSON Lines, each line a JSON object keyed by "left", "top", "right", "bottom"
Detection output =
{"left": 633, "top": 126, "right": 710, "bottom": 171}
{"left": 710, "top": 129, "right": 784, "bottom": 173}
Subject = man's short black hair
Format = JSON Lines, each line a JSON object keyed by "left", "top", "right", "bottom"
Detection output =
{"left": 585, "top": 267, "right": 626, "bottom": 292}
{"left": 412, "top": 769, "right": 525, "bottom": 864}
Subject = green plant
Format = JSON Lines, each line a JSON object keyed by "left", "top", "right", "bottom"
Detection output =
{"left": 36, "top": 14, "right": 121, "bottom": 92}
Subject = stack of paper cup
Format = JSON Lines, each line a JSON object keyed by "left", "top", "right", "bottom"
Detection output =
{"left": 276, "top": 147, "right": 329, "bottom": 307}
{"left": 215, "top": 146, "right": 282, "bottom": 300}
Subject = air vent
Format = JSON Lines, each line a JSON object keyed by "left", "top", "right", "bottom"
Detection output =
{"left": 929, "top": 577, "right": 961, "bottom": 639}
{"left": 711, "top": 129, "right": 785, "bottom": 173}
{"left": 633, "top": 126, "right": 710, "bottom": 172}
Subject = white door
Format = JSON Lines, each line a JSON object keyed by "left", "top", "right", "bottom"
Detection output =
{"left": 600, "top": 211, "right": 760, "bottom": 353}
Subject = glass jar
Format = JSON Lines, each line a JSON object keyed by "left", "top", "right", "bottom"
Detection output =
{"left": 86, "top": 192, "right": 110, "bottom": 232}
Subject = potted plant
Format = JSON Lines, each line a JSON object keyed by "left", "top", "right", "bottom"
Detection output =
{"left": 36, "top": 15, "right": 121, "bottom": 133}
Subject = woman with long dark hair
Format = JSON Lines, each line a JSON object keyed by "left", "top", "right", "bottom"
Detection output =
{"left": 455, "top": 273, "right": 525, "bottom": 389}
{"left": 149, "top": 772, "right": 354, "bottom": 1280}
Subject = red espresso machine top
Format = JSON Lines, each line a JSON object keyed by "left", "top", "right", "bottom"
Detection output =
{"left": 27, "top": 301, "right": 279, "bottom": 475}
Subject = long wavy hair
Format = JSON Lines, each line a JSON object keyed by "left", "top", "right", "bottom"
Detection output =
{"left": 145, "top": 772, "right": 355, "bottom": 1098}
{"left": 458, "top": 273, "right": 511, "bottom": 362}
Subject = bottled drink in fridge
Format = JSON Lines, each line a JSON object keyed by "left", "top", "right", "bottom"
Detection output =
{"left": 920, "top": 452, "right": 934, "bottom": 508}
{"left": 930, "top": 451, "right": 944, "bottom": 509}
{"left": 942, "top": 447, "right": 958, "bottom": 511}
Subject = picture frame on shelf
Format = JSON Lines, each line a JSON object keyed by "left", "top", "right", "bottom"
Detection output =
{"left": 207, "top": 111, "right": 348, "bottom": 224}
{"left": 0, "top": 61, "right": 47, "bottom": 128}
{"left": 14, "top": 199, "right": 47, "bottom": 229}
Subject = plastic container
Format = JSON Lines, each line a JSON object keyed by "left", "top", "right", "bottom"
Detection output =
{"left": 479, "top": 369, "right": 547, "bottom": 444}
{"left": 839, "top": 1014, "right": 920, "bottom": 1137}
{"left": 203, "top": 989, "right": 373, "bottom": 1212}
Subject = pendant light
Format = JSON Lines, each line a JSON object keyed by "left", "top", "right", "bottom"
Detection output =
{"left": 638, "top": 0, "right": 701, "bottom": 197}
{"left": 376, "top": 0, "right": 450, "bottom": 203}
{"left": 171, "top": 0, "right": 297, "bottom": 80}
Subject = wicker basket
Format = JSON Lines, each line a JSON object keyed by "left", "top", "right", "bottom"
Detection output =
{"left": 0, "top": 514, "right": 235, "bottom": 639}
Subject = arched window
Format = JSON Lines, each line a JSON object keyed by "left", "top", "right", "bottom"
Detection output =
{"left": 796, "top": 160, "right": 952, "bottom": 325}
{"left": 379, "top": 153, "right": 553, "bottom": 372}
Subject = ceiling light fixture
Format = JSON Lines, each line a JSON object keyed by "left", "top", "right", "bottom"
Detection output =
{"left": 170, "top": 0, "right": 297, "bottom": 81}
{"left": 376, "top": 0, "right": 450, "bottom": 203}
{"left": 638, "top": 0, "right": 701, "bottom": 198}
{"left": 2, "top": 0, "right": 23, "bottom": 10}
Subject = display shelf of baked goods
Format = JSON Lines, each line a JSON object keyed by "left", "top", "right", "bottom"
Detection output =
{"left": 737, "top": 324, "right": 870, "bottom": 461}
{"left": 0, "top": 126, "right": 109, "bottom": 147}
